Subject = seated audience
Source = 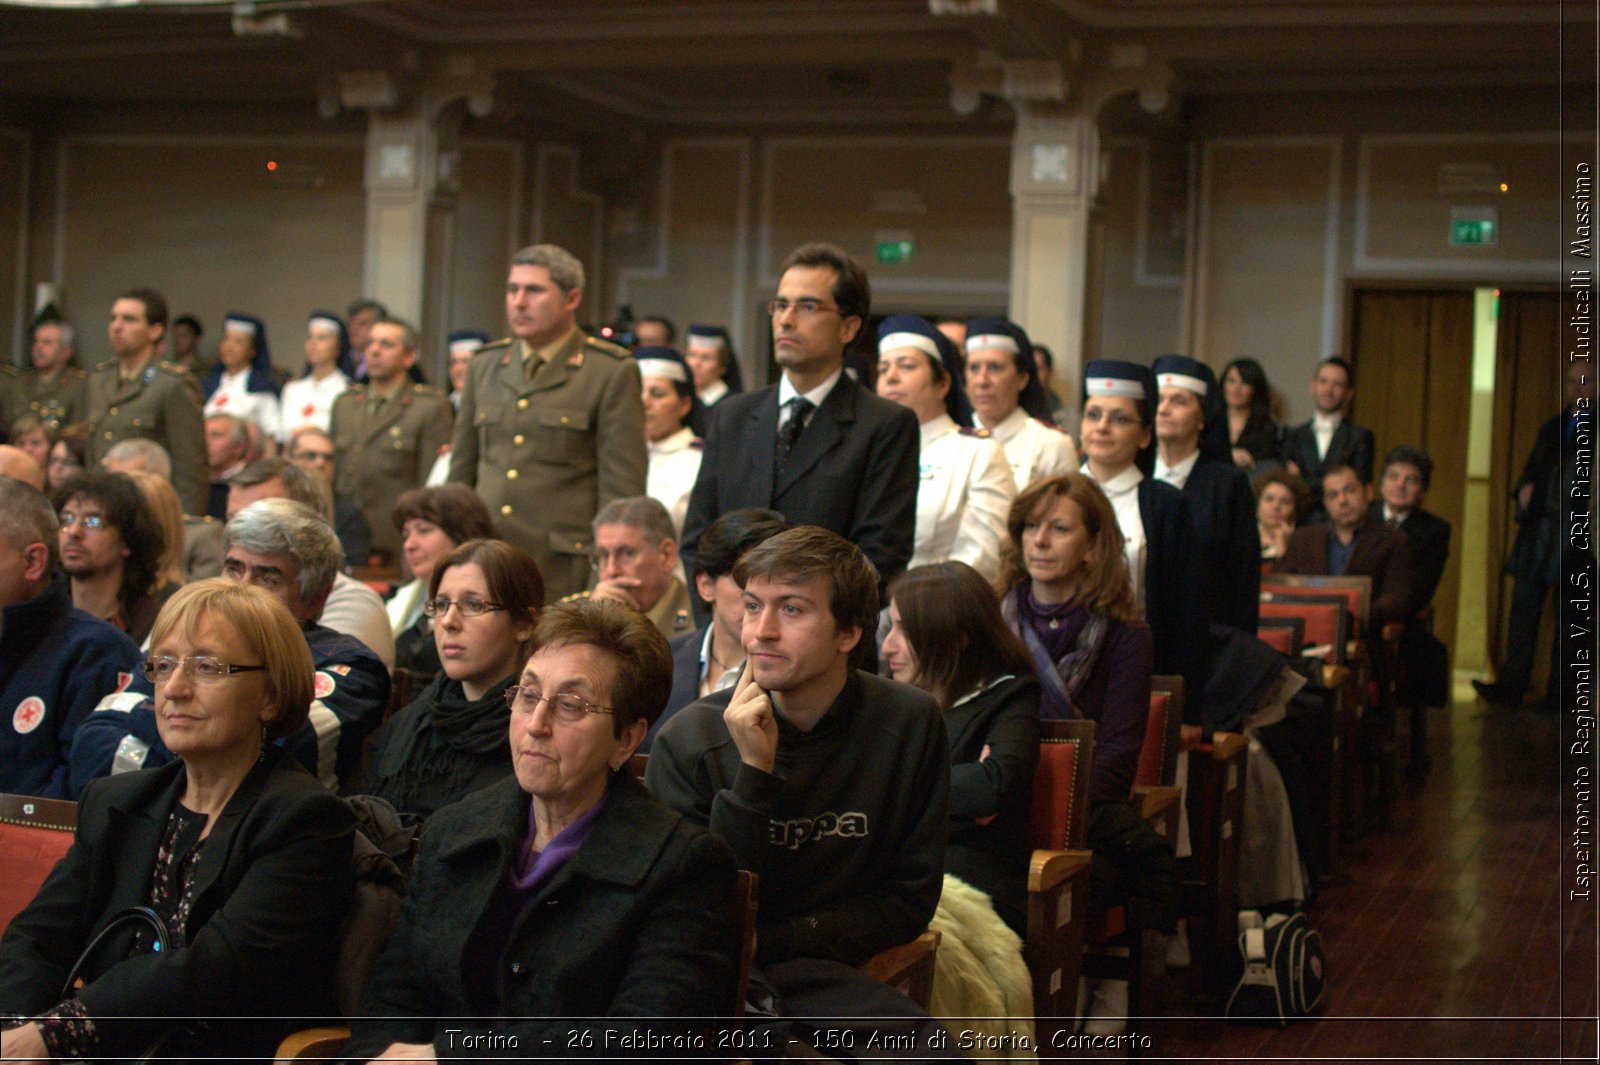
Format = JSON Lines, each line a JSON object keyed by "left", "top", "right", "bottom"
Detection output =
{"left": 1373, "top": 444, "right": 1451, "bottom": 613}
{"left": 226, "top": 457, "right": 395, "bottom": 669}
{"left": 122, "top": 470, "right": 188, "bottom": 598}
{"left": 285, "top": 426, "right": 372, "bottom": 569}
{"left": 279, "top": 311, "right": 353, "bottom": 436}
{"left": 104, "top": 438, "right": 224, "bottom": 581}
{"left": 1275, "top": 463, "right": 1415, "bottom": 627}
{"left": 636, "top": 346, "right": 705, "bottom": 535}
{"left": 648, "top": 526, "right": 952, "bottom": 1054}
{"left": 1284, "top": 356, "right": 1375, "bottom": 520}
{"left": 344, "top": 599, "right": 739, "bottom": 1058}
{"left": 883, "top": 561, "right": 1039, "bottom": 937}
{"left": 876, "top": 315, "right": 1013, "bottom": 580}
{"left": 201, "top": 313, "right": 283, "bottom": 443}
{"left": 70, "top": 499, "right": 390, "bottom": 794}
{"left": 0, "top": 478, "right": 139, "bottom": 798}
{"left": 45, "top": 424, "right": 87, "bottom": 496}
{"left": 205, "top": 412, "right": 251, "bottom": 521}
{"left": 388, "top": 484, "right": 497, "bottom": 686}
{"left": 6, "top": 414, "right": 53, "bottom": 478}
{"left": 577, "top": 496, "right": 695, "bottom": 640}
{"left": 53, "top": 470, "right": 171, "bottom": 645}
{"left": 964, "top": 316, "right": 1078, "bottom": 489}
{"left": 0, "top": 580, "right": 355, "bottom": 1061}
{"left": 683, "top": 323, "right": 743, "bottom": 408}
{"left": 657, "top": 507, "right": 790, "bottom": 746}
{"left": 1256, "top": 468, "right": 1311, "bottom": 561}
{"left": 1220, "top": 357, "right": 1283, "bottom": 472}
{"left": 352, "top": 539, "right": 543, "bottom": 817}
{"left": 0, "top": 445, "right": 44, "bottom": 490}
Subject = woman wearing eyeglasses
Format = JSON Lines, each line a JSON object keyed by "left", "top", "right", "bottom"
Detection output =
{"left": 0, "top": 579, "right": 355, "bottom": 1062}
{"left": 352, "top": 538, "right": 543, "bottom": 817}
{"left": 345, "top": 598, "right": 740, "bottom": 1058}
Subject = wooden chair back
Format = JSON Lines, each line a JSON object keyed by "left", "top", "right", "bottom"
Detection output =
{"left": 1260, "top": 594, "right": 1349, "bottom": 664}
{"left": 1266, "top": 574, "right": 1372, "bottom": 633}
{"left": 0, "top": 794, "right": 77, "bottom": 934}
{"left": 1257, "top": 617, "right": 1305, "bottom": 656}
{"left": 1029, "top": 719, "right": 1095, "bottom": 852}
{"left": 729, "top": 870, "right": 758, "bottom": 1017}
{"left": 1140, "top": 676, "right": 1184, "bottom": 791}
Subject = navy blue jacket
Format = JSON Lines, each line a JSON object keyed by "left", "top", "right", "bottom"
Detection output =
{"left": 67, "top": 621, "right": 389, "bottom": 796}
{"left": 1139, "top": 479, "right": 1205, "bottom": 718}
{"left": 646, "top": 625, "right": 706, "bottom": 752}
{"left": 0, "top": 577, "right": 140, "bottom": 798}
{"left": 1181, "top": 456, "right": 1260, "bottom": 634}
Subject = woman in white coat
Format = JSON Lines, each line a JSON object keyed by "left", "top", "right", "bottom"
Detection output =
{"left": 964, "top": 316, "right": 1078, "bottom": 491}
{"left": 875, "top": 314, "right": 1013, "bottom": 581}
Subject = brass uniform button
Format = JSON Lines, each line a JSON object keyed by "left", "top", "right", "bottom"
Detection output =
{"left": 506, "top": 469, "right": 518, "bottom": 480}
{"left": 500, "top": 504, "right": 513, "bottom": 515}
{"left": 517, "top": 398, "right": 529, "bottom": 410}
{"left": 513, "top": 434, "right": 525, "bottom": 446}
{"left": 108, "top": 406, "right": 118, "bottom": 415}
{"left": 559, "top": 415, "right": 570, "bottom": 425}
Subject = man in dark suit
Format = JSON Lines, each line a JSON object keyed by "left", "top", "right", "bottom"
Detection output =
{"left": 1153, "top": 354, "right": 1259, "bottom": 634}
{"left": 1276, "top": 463, "right": 1415, "bottom": 628}
{"left": 651, "top": 508, "right": 788, "bottom": 750}
{"left": 1284, "top": 357, "right": 1376, "bottom": 521}
{"left": 679, "top": 243, "right": 919, "bottom": 600}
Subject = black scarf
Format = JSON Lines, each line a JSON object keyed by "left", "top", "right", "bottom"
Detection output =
{"left": 374, "top": 672, "right": 517, "bottom": 817}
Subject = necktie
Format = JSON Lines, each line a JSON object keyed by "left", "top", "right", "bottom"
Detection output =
{"left": 779, "top": 397, "right": 813, "bottom": 458}
{"left": 1385, "top": 515, "right": 1401, "bottom": 531}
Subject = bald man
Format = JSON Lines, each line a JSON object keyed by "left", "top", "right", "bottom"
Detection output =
{"left": 0, "top": 445, "right": 45, "bottom": 490}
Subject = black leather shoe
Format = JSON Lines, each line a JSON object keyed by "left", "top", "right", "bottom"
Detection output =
{"left": 1471, "top": 679, "right": 1523, "bottom": 706}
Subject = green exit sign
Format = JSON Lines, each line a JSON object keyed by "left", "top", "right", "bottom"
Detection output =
{"left": 877, "top": 240, "right": 913, "bottom": 264}
{"left": 1450, "top": 207, "right": 1498, "bottom": 247}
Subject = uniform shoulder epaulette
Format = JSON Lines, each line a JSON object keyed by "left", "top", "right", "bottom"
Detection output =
{"left": 584, "top": 334, "right": 631, "bottom": 359}
{"left": 184, "top": 514, "right": 220, "bottom": 526}
{"left": 558, "top": 589, "right": 593, "bottom": 604}
{"left": 0, "top": 363, "right": 16, "bottom": 378}
{"left": 477, "top": 337, "right": 515, "bottom": 354}
{"left": 154, "top": 361, "right": 189, "bottom": 377}
{"left": 411, "top": 382, "right": 447, "bottom": 397}
{"left": 63, "top": 365, "right": 87, "bottom": 381}
{"left": 958, "top": 425, "right": 991, "bottom": 439}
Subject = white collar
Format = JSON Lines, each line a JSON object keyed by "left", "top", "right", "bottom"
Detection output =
{"left": 1088, "top": 462, "right": 1145, "bottom": 495}
{"left": 977, "top": 405, "right": 1029, "bottom": 441}
{"left": 1155, "top": 449, "right": 1201, "bottom": 485}
{"left": 1383, "top": 503, "right": 1410, "bottom": 525}
{"left": 698, "top": 379, "right": 729, "bottom": 406}
{"left": 220, "top": 367, "right": 251, "bottom": 386}
{"left": 919, "top": 412, "right": 958, "bottom": 447}
{"left": 650, "top": 425, "right": 698, "bottom": 454}
{"left": 1312, "top": 410, "right": 1342, "bottom": 431}
{"left": 778, "top": 367, "right": 842, "bottom": 411}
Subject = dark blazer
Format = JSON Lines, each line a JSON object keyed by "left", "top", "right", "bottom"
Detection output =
{"left": 1139, "top": 478, "right": 1205, "bottom": 715}
{"left": 0, "top": 748, "right": 354, "bottom": 1059}
{"left": 1276, "top": 518, "right": 1417, "bottom": 627}
{"left": 1181, "top": 457, "right": 1260, "bottom": 633}
{"left": 1369, "top": 501, "right": 1451, "bottom": 613}
{"left": 1231, "top": 416, "right": 1283, "bottom": 466}
{"left": 647, "top": 625, "right": 707, "bottom": 752}
{"left": 1284, "top": 418, "right": 1376, "bottom": 511}
{"left": 680, "top": 375, "right": 920, "bottom": 593}
{"left": 344, "top": 772, "right": 738, "bottom": 1057}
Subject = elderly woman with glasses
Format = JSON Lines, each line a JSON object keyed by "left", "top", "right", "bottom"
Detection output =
{"left": 344, "top": 598, "right": 739, "bottom": 1058}
{"left": 351, "top": 539, "right": 543, "bottom": 818}
{"left": 0, "top": 579, "right": 355, "bottom": 1062}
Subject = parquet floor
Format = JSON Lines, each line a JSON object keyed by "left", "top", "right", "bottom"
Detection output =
{"left": 1144, "top": 684, "right": 1596, "bottom": 1063}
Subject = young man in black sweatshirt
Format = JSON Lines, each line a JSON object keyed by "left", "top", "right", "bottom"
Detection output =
{"left": 646, "top": 526, "right": 955, "bottom": 1056}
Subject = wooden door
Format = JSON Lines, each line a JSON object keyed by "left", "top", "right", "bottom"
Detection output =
{"left": 1348, "top": 288, "right": 1475, "bottom": 653}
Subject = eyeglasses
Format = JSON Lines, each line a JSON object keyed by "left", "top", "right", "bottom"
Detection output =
{"left": 59, "top": 511, "right": 107, "bottom": 530}
{"left": 766, "top": 298, "right": 842, "bottom": 319}
{"left": 142, "top": 655, "right": 266, "bottom": 684}
{"left": 423, "top": 596, "right": 504, "bottom": 618}
{"left": 504, "top": 684, "right": 616, "bottom": 723}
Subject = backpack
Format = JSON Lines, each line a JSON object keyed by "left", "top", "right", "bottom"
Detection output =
{"left": 1225, "top": 909, "right": 1325, "bottom": 1024}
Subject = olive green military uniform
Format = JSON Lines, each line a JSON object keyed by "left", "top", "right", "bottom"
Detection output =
{"left": 84, "top": 358, "right": 207, "bottom": 515}
{"left": 331, "top": 382, "right": 453, "bottom": 565}
{"left": 559, "top": 575, "right": 696, "bottom": 640}
{"left": 448, "top": 330, "right": 646, "bottom": 602}
{"left": 5, "top": 366, "right": 88, "bottom": 431}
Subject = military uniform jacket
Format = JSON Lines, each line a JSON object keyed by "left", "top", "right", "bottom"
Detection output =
{"left": 447, "top": 331, "right": 647, "bottom": 601}
{"left": 911, "top": 413, "right": 1015, "bottom": 581}
{"left": 84, "top": 358, "right": 207, "bottom": 515}
{"left": 981, "top": 405, "right": 1079, "bottom": 490}
{"left": 331, "top": 382, "right": 454, "bottom": 562}
{"left": 6, "top": 366, "right": 88, "bottom": 431}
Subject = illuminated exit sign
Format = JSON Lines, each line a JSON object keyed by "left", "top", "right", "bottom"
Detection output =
{"left": 1450, "top": 206, "right": 1498, "bottom": 247}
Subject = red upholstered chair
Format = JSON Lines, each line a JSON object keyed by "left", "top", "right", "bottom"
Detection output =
{"left": 1025, "top": 719, "right": 1095, "bottom": 1057}
{"left": 0, "top": 793, "right": 77, "bottom": 934}
{"left": 1257, "top": 617, "right": 1304, "bottom": 656}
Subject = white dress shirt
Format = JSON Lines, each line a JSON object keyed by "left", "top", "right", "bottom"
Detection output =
{"left": 777, "top": 368, "right": 843, "bottom": 430}
{"left": 1312, "top": 411, "right": 1342, "bottom": 461}
{"left": 1154, "top": 449, "right": 1201, "bottom": 491}
{"left": 1086, "top": 463, "right": 1148, "bottom": 601}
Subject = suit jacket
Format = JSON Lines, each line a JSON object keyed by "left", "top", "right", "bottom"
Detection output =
{"left": 0, "top": 747, "right": 354, "bottom": 1058}
{"left": 1139, "top": 479, "right": 1205, "bottom": 715}
{"left": 83, "top": 359, "right": 208, "bottom": 514}
{"left": 1283, "top": 418, "right": 1376, "bottom": 518}
{"left": 1369, "top": 501, "right": 1451, "bottom": 613}
{"left": 1181, "top": 457, "right": 1260, "bottom": 633}
{"left": 343, "top": 772, "right": 738, "bottom": 1057}
{"left": 648, "top": 625, "right": 707, "bottom": 752}
{"left": 680, "top": 375, "right": 920, "bottom": 592}
{"left": 1275, "top": 518, "right": 1417, "bottom": 626}
{"left": 331, "top": 382, "right": 453, "bottom": 564}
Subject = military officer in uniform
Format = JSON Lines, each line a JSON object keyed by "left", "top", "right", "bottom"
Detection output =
{"left": 331, "top": 316, "right": 453, "bottom": 566}
{"left": 83, "top": 288, "right": 208, "bottom": 515}
{"left": 964, "top": 316, "right": 1078, "bottom": 491}
{"left": 448, "top": 243, "right": 647, "bottom": 601}
{"left": 6, "top": 319, "right": 87, "bottom": 431}
{"left": 562, "top": 496, "right": 695, "bottom": 640}
{"left": 874, "top": 314, "right": 1013, "bottom": 581}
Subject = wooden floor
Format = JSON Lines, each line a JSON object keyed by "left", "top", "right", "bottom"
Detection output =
{"left": 1144, "top": 684, "right": 1597, "bottom": 1063}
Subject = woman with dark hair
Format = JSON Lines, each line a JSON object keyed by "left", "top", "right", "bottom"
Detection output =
{"left": 1255, "top": 468, "right": 1311, "bottom": 561}
{"left": 202, "top": 313, "right": 282, "bottom": 444}
{"left": 0, "top": 580, "right": 354, "bottom": 1061}
{"left": 635, "top": 347, "right": 705, "bottom": 535}
{"left": 1221, "top": 358, "right": 1282, "bottom": 471}
{"left": 279, "top": 311, "right": 353, "bottom": 436}
{"left": 964, "top": 316, "right": 1078, "bottom": 490}
{"left": 386, "top": 485, "right": 498, "bottom": 683}
{"left": 882, "top": 561, "right": 1038, "bottom": 936}
{"left": 53, "top": 469, "right": 172, "bottom": 644}
{"left": 353, "top": 538, "right": 543, "bottom": 817}
{"left": 683, "top": 324, "right": 743, "bottom": 408}
{"left": 46, "top": 424, "right": 86, "bottom": 495}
